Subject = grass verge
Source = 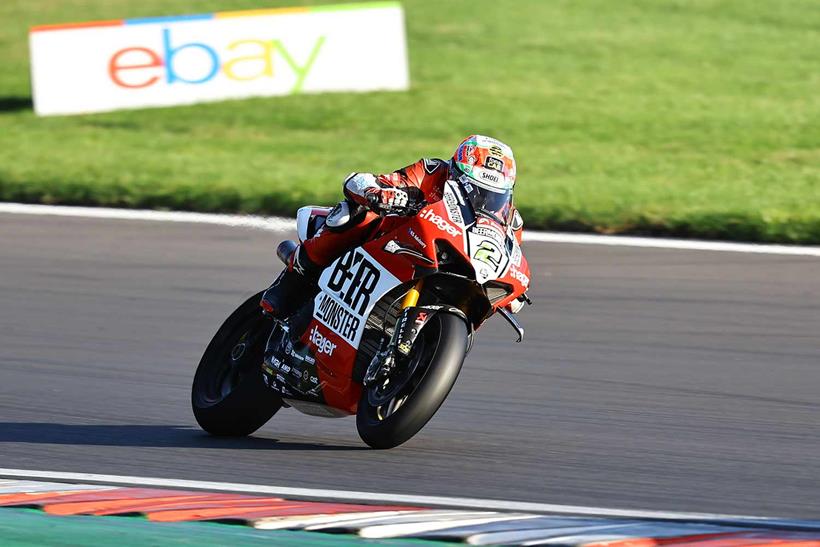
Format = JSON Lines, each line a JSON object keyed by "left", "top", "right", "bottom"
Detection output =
{"left": 1, "top": 0, "right": 818, "bottom": 243}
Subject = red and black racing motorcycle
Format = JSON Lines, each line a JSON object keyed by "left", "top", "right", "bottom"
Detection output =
{"left": 191, "top": 180, "right": 531, "bottom": 448}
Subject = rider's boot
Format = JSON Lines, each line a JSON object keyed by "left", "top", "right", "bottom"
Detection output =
{"left": 260, "top": 243, "right": 321, "bottom": 319}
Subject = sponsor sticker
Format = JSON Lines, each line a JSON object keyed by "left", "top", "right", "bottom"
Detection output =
{"left": 315, "top": 248, "right": 400, "bottom": 346}
{"left": 472, "top": 226, "right": 504, "bottom": 243}
{"left": 480, "top": 169, "right": 500, "bottom": 183}
{"left": 326, "top": 249, "right": 380, "bottom": 315}
{"left": 314, "top": 292, "right": 361, "bottom": 344}
{"left": 443, "top": 186, "right": 464, "bottom": 225}
{"left": 510, "top": 266, "right": 530, "bottom": 288}
{"left": 420, "top": 208, "right": 460, "bottom": 238}
{"left": 309, "top": 325, "right": 337, "bottom": 356}
{"left": 407, "top": 228, "right": 427, "bottom": 248}
{"left": 510, "top": 244, "right": 522, "bottom": 267}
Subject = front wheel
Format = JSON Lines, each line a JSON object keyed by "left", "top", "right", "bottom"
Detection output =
{"left": 356, "top": 312, "right": 468, "bottom": 449}
{"left": 192, "top": 291, "right": 282, "bottom": 436}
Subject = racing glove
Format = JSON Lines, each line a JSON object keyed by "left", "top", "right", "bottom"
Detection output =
{"left": 365, "top": 186, "right": 424, "bottom": 216}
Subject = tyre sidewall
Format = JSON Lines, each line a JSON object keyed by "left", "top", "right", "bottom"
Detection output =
{"left": 357, "top": 312, "right": 468, "bottom": 449}
{"left": 192, "top": 291, "right": 282, "bottom": 436}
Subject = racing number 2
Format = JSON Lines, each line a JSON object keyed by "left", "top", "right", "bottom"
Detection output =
{"left": 474, "top": 240, "right": 503, "bottom": 269}
{"left": 327, "top": 250, "right": 380, "bottom": 315}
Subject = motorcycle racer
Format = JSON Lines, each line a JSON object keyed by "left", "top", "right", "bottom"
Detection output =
{"left": 261, "top": 135, "right": 524, "bottom": 319}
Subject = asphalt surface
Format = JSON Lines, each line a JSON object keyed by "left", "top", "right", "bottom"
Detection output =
{"left": 1, "top": 213, "right": 818, "bottom": 518}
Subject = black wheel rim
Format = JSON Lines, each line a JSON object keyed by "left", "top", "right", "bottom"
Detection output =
{"left": 194, "top": 311, "right": 269, "bottom": 408}
{"left": 366, "top": 316, "right": 441, "bottom": 421}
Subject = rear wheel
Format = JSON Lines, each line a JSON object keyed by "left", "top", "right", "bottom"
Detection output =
{"left": 192, "top": 291, "right": 282, "bottom": 436}
{"left": 356, "top": 312, "right": 468, "bottom": 449}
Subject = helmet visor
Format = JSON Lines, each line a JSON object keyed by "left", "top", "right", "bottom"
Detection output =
{"left": 455, "top": 172, "right": 513, "bottom": 224}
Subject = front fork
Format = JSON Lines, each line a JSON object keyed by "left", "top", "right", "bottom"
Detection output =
{"left": 363, "top": 279, "right": 424, "bottom": 386}
{"left": 401, "top": 279, "right": 423, "bottom": 309}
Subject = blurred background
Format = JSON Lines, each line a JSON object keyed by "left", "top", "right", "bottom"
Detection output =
{"left": 1, "top": 0, "right": 818, "bottom": 243}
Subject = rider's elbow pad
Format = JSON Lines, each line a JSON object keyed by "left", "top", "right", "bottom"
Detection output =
{"left": 343, "top": 172, "right": 379, "bottom": 198}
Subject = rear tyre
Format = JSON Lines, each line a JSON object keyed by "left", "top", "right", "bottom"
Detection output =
{"left": 192, "top": 291, "right": 282, "bottom": 436}
{"left": 356, "top": 312, "right": 468, "bottom": 449}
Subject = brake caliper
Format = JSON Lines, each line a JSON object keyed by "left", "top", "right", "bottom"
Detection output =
{"left": 363, "top": 305, "right": 446, "bottom": 387}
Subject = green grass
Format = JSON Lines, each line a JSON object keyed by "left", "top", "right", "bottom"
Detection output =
{"left": 1, "top": 0, "right": 818, "bottom": 243}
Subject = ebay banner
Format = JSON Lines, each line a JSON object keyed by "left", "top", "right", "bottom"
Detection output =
{"left": 29, "top": 2, "right": 409, "bottom": 116}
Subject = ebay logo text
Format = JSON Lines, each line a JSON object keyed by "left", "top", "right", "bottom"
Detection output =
{"left": 108, "top": 28, "right": 325, "bottom": 93}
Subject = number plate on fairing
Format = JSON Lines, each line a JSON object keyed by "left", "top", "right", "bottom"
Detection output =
{"left": 313, "top": 248, "right": 400, "bottom": 348}
{"left": 467, "top": 219, "right": 513, "bottom": 284}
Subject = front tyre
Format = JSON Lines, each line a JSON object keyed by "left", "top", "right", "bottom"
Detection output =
{"left": 192, "top": 291, "right": 282, "bottom": 436}
{"left": 356, "top": 312, "right": 468, "bottom": 449}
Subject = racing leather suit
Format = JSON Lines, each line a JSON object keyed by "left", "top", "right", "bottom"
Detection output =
{"left": 300, "top": 158, "right": 523, "bottom": 269}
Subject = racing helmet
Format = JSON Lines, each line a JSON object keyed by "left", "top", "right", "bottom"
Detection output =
{"left": 450, "top": 135, "right": 516, "bottom": 223}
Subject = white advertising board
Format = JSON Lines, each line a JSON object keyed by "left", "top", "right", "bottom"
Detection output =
{"left": 29, "top": 2, "right": 409, "bottom": 116}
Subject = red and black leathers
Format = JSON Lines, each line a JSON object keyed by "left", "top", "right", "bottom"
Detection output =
{"left": 302, "top": 158, "right": 522, "bottom": 268}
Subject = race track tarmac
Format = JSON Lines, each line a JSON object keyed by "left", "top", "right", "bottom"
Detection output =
{"left": 1, "top": 214, "right": 818, "bottom": 518}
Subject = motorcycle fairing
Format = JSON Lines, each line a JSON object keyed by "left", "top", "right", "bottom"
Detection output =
{"left": 441, "top": 180, "right": 526, "bottom": 290}
{"left": 290, "top": 247, "right": 404, "bottom": 413}
{"left": 263, "top": 245, "right": 409, "bottom": 416}
{"left": 313, "top": 247, "right": 402, "bottom": 349}
{"left": 466, "top": 223, "right": 511, "bottom": 284}
{"left": 262, "top": 321, "right": 323, "bottom": 394}
{"left": 262, "top": 193, "right": 530, "bottom": 416}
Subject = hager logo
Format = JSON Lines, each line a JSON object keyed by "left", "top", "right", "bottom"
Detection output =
{"left": 108, "top": 28, "right": 325, "bottom": 92}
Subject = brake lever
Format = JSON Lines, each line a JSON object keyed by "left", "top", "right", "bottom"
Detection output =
{"left": 385, "top": 201, "right": 428, "bottom": 217}
{"left": 366, "top": 193, "right": 388, "bottom": 217}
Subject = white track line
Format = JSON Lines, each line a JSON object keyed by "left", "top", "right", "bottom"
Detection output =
{"left": 520, "top": 231, "right": 820, "bottom": 256}
{"left": 0, "top": 202, "right": 295, "bottom": 232}
{"left": 1, "top": 202, "right": 817, "bottom": 257}
{"left": 359, "top": 514, "right": 538, "bottom": 539}
{"left": 0, "top": 468, "right": 788, "bottom": 524}
{"left": 0, "top": 480, "right": 114, "bottom": 494}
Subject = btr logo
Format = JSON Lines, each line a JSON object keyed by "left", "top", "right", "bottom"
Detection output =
{"left": 326, "top": 250, "right": 380, "bottom": 316}
{"left": 309, "top": 326, "right": 337, "bottom": 356}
